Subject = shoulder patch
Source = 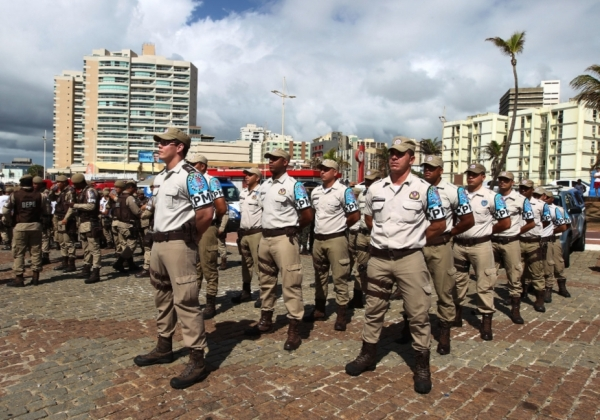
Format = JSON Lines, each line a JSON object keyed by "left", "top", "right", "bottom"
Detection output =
{"left": 494, "top": 193, "right": 510, "bottom": 219}
{"left": 187, "top": 172, "right": 213, "bottom": 209}
{"left": 344, "top": 187, "right": 359, "bottom": 213}
{"left": 294, "top": 182, "right": 310, "bottom": 210}
{"left": 455, "top": 186, "right": 472, "bottom": 216}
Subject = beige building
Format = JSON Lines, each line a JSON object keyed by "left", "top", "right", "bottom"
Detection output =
{"left": 52, "top": 44, "right": 197, "bottom": 174}
{"left": 189, "top": 141, "right": 255, "bottom": 168}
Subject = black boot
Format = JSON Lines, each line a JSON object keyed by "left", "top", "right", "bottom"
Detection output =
{"left": 54, "top": 256, "right": 69, "bottom": 271}
{"left": 254, "top": 298, "right": 262, "bottom": 309}
{"left": 63, "top": 257, "right": 76, "bottom": 273}
{"left": 510, "top": 296, "right": 524, "bottom": 324}
{"left": 520, "top": 281, "right": 529, "bottom": 300}
{"left": 231, "top": 282, "right": 252, "bottom": 304}
{"left": 245, "top": 311, "right": 274, "bottom": 336}
{"left": 133, "top": 336, "right": 174, "bottom": 367}
{"left": 302, "top": 299, "right": 326, "bottom": 322}
{"left": 544, "top": 287, "right": 553, "bottom": 303}
{"left": 557, "top": 279, "right": 571, "bottom": 298}
{"left": 480, "top": 313, "right": 493, "bottom": 341}
{"left": 203, "top": 294, "right": 217, "bottom": 319}
{"left": 42, "top": 253, "right": 51, "bottom": 265}
{"left": 85, "top": 268, "right": 101, "bottom": 284}
{"left": 348, "top": 289, "right": 364, "bottom": 309}
{"left": 334, "top": 305, "right": 348, "bottom": 331}
{"left": 284, "top": 319, "right": 301, "bottom": 351}
{"left": 127, "top": 258, "right": 139, "bottom": 271}
{"left": 345, "top": 341, "right": 377, "bottom": 376}
{"left": 437, "top": 320, "right": 451, "bottom": 355}
{"left": 413, "top": 350, "right": 432, "bottom": 394}
{"left": 453, "top": 305, "right": 463, "bottom": 327}
{"left": 169, "top": 349, "right": 208, "bottom": 389}
{"left": 31, "top": 271, "right": 40, "bottom": 286}
{"left": 533, "top": 290, "right": 546, "bottom": 313}
{"left": 112, "top": 256, "right": 126, "bottom": 273}
{"left": 396, "top": 313, "right": 413, "bottom": 344}
{"left": 81, "top": 264, "right": 91, "bottom": 278}
{"left": 7, "top": 274, "right": 25, "bottom": 288}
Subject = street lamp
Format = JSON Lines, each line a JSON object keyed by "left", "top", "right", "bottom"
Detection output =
{"left": 42, "top": 130, "right": 47, "bottom": 178}
{"left": 271, "top": 77, "right": 296, "bottom": 139}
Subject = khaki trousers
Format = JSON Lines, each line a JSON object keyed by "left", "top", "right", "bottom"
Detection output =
{"left": 453, "top": 241, "right": 497, "bottom": 314}
{"left": 150, "top": 240, "right": 206, "bottom": 350}
{"left": 492, "top": 240, "right": 523, "bottom": 297}
{"left": 218, "top": 235, "right": 227, "bottom": 260}
{"left": 545, "top": 239, "right": 566, "bottom": 287}
{"left": 142, "top": 227, "right": 151, "bottom": 270}
{"left": 362, "top": 251, "right": 432, "bottom": 351}
{"left": 520, "top": 241, "right": 545, "bottom": 292}
{"left": 354, "top": 232, "right": 371, "bottom": 291}
{"left": 196, "top": 225, "right": 219, "bottom": 296}
{"left": 13, "top": 229, "right": 42, "bottom": 275}
{"left": 348, "top": 230, "right": 359, "bottom": 276}
{"left": 116, "top": 226, "right": 137, "bottom": 259}
{"left": 258, "top": 234, "right": 304, "bottom": 320}
{"left": 81, "top": 234, "right": 101, "bottom": 269}
{"left": 1, "top": 227, "right": 12, "bottom": 244}
{"left": 41, "top": 228, "right": 50, "bottom": 253}
{"left": 423, "top": 241, "right": 456, "bottom": 323}
{"left": 240, "top": 231, "right": 261, "bottom": 284}
{"left": 312, "top": 235, "right": 351, "bottom": 305}
{"left": 101, "top": 218, "right": 113, "bottom": 244}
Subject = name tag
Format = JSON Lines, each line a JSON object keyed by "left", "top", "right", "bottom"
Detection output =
{"left": 22, "top": 201, "right": 36, "bottom": 208}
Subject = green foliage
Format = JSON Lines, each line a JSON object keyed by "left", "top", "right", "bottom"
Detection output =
{"left": 27, "top": 165, "right": 44, "bottom": 177}
{"left": 419, "top": 138, "right": 442, "bottom": 156}
{"left": 570, "top": 65, "right": 600, "bottom": 111}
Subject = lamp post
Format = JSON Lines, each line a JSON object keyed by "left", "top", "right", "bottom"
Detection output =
{"left": 271, "top": 77, "right": 296, "bottom": 139}
{"left": 42, "top": 130, "right": 47, "bottom": 178}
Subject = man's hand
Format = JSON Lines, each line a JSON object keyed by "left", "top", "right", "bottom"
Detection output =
{"left": 61, "top": 219, "right": 67, "bottom": 225}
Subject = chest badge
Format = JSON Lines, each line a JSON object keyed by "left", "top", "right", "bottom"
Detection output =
{"left": 481, "top": 200, "right": 488, "bottom": 206}
{"left": 278, "top": 188, "right": 286, "bottom": 195}
{"left": 409, "top": 191, "right": 420, "bottom": 200}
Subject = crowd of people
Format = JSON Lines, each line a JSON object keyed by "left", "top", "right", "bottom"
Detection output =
{"left": 1, "top": 128, "right": 574, "bottom": 394}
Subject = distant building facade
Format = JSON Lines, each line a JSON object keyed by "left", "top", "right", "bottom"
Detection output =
{"left": 499, "top": 80, "right": 561, "bottom": 116}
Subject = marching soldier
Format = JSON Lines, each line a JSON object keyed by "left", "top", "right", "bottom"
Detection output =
{"left": 518, "top": 180, "right": 551, "bottom": 312}
{"left": 112, "top": 180, "right": 141, "bottom": 272}
{"left": 344, "top": 139, "right": 445, "bottom": 395}
{"left": 303, "top": 159, "right": 360, "bottom": 331}
{"left": 452, "top": 163, "right": 510, "bottom": 341}
{"left": 491, "top": 171, "right": 535, "bottom": 324}
{"left": 186, "top": 153, "right": 227, "bottom": 319}
{"left": 4, "top": 175, "right": 48, "bottom": 287}
{"left": 99, "top": 188, "right": 114, "bottom": 249}
{"left": 231, "top": 168, "right": 263, "bottom": 305}
{"left": 110, "top": 181, "right": 126, "bottom": 256}
{"left": 33, "top": 177, "right": 52, "bottom": 265}
{"left": 133, "top": 127, "right": 214, "bottom": 389}
{"left": 50, "top": 175, "right": 77, "bottom": 272}
{"left": 136, "top": 184, "right": 155, "bottom": 279}
{"left": 245, "top": 148, "right": 314, "bottom": 351}
{"left": 68, "top": 173, "right": 102, "bottom": 284}
{"left": 421, "top": 156, "right": 474, "bottom": 355}
{"left": 0, "top": 187, "right": 14, "bottom": 250}
{"left": 348, "top": 170, "right": 382, "bottom": 309}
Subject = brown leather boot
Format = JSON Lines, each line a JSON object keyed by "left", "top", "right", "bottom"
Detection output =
{"left": 334, "top": 305, "right": 348, "bottom": 331}
{"left": 54, "top": 256, "right": 69, "bottom": 271}
{"left": 453, "top": 305, "right": 463, "bottom": 327}
{"left": 219, "top": 258, "right": 227, "bottom": 270}
{"left": 245, "top": 310, "right": 274, "bottom": 335}
{"left": 557, "top": 278, "right": 571, "bottom": 298}
{"left": 85, "top": 268, "right": 101, "bottom": 284}
{"left": 203, "top": 294, "right": 217, "bottom": 319}
{"left": 544, "top": 287, "right": 553, "bottom": 303}
{"left": 64, "top": 257, "right": 76, "bottom": 273}
{"left": 345, "top": 341, "right": 377, "bottom": 376}
{"left": 169, "top": 349, "right": 208, "bottom": 389}
{"left": 396, "top": 313, "right": 413, "bottom": 344}
{"left": 112, "top": 256, "right": 126, "bottom": 273}
{"left": 533, "top": 290, "right": 546, "bottom": 313}
{"left": 302, "top": 299, "right": 326, "bottom": 322}
{"left": 480, "top": 314, "right": 493, "bottom": 341}
{"left": 510, "top": 296, "right": 524, "bottom": 324}
{"left": 133, "top": 336, "right": 174, "bottom": 366}
{"left": 31, "top": 271, "right": 40, "bottom": 286}
{"left": 284, "top": 319, "right": 301, "bottom": 351}
{"left": 231, "top": 282, "right": 251, "bottom": 304}
{"left": 413, "top": 349, "right": 432, "bottom": 394}
{"left": 7, "top": 274, "right": 25, "bottom": 288}
{"left": 437, "top": 321, "right": 451, "bottom": 355}
{"left": 347, "top": 289, "right": 364, "bottom": 309}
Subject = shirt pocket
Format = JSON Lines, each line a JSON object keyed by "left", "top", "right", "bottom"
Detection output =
{"left": 274, "top": 195, "right": 288, "bottom": 210}
{"left": 401, "top": 200, "right": 422, "bottom": 222}
{"left": 372, "top": 200, "right": 387, "bottom": 224}
{"left": 163, "top": 186, "right": 179, "bottom": 210}
{"left": 326, "top": 202, "right": 341, "bottom": 215}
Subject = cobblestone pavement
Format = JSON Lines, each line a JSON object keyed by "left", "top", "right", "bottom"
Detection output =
{"left": 1, "top": 244, "right": 599, "bottom": 419}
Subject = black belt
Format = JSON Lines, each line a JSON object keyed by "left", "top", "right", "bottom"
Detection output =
{"left": 491, "top": 235, "right": 520, "bottom": 245}
{"left": 211, "top": 220, "right": 221, "bottom": 227}
{"left": 369, "top": 246, "right": 419, "bottom": 260}
{"left": 359, "top": 228, "right": 371, "bottom": 236}
{"left": 541, "top": 236, "right": 556, "bottom": 243}
{"left": 152, "top": 230, "right": 186, "bottom": 242}
{"left": 426, "top": 232, "right": 452, "bottom": 246}
{"left": 262, "top": 227, "right": 297, "bottom": 238}
{"left": 520, "top": 236, "right": 541, "bottom": 243}
{"left": 314, "top": 231, "right": 346, "bottom": 241}
{"left": 454, "top": 235, "right": 491, "bottom": 246}
{"left": 238, "top": 228, "right": 262, "bottom": 237}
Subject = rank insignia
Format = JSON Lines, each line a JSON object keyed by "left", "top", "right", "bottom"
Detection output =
{"left": 409, "top": 191, "right": 420, "bottom": 200}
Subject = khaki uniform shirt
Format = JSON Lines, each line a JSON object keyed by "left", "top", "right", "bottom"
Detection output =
{"left": 239, "top": 186, "right": 262, "bottom": 230}
{"left": 153, "top": 160, "right": 213, "bottom": 233}
{"left": 520, "top": 197, "right": 550, "bottom": 238}
{"left": 493, "top": 190, "right": 533, "bottom": 238}
{"left": 140, "top": 196, "right": 154, "bottom": 227}
{"left": 259, "top": 172, "right": 311, "bottom": 229}
{"left": 311, "top": 180, "right": 359, "bottom": 235}
{"left": 434, "top": 179, "right": 473, "bottom": 234}
{"left": 358, "top": 189, "right": 368, "bottom": 231}
{"left": 456, "top": 187, "right": 509, "bottom": 239}
{"left": 365, "top": 174, "right": 445, "bottom": 250}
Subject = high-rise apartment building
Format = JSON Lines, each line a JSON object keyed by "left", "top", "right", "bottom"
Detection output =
{"left": 53, "top": 44, "right": 197, "bottom": 173}
{"left": 499, "top": 80, "right": 561, "bottom": 116}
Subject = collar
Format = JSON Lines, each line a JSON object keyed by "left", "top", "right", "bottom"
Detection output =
{"left": 321, "top": 180, "right": 342, "bottom": 193}
{"left": 168, "top": 160, "right": 185, "bottom": 175}
{"left": 381, "top": 173, "right": 414, "bottom": 188}
{"left": 272, "top": 172, "right": 289, "bottom": 184}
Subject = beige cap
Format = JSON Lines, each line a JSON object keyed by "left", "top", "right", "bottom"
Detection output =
{"left": 533, "top": 186, "right": 547, "bottom": 196}
{"left": 243, "top": 168, "right": 262, "bottom": 177}
{"left": 186, "top": 152, "right": 208, "bottom": 165}
{"left": 519, "top": 179, "right": 534, "bottom": 188}
{"left": 102, "top": 187, "right": 110, "bottom": 195}
{"left": 56, "top": 175, "right": 68, "bottom": 182}
{"left": 71, "top": 173, "right": 85, "bottom": 184}
{"left": 264, "top": 148, "right": 290, "bottom": 161}
{"left": 33, "top": 176, "right": 44, "bottom": 184}
{"left": 497, "top": 171, "right": 514, "bottom": 180}
{"left": 364, "top": 170, "right": 381, "bottom": 181}
{"left": 464, "top": 163, "right": 486, "bottom": 174}
{"left": 318, "top": 159, "right": 339, "bottom": 171}
{"left": 5, "top": 186, "right": 14, "bottom": 193}
{"left": 421, "top": 155, "right": 443, "bottom": 168}
{"left": 389, "top": 138, "right": 417, "bottom": 153}
{"left": 125, "top": 180, "right": 137, "bottom": 187}
{"left": 114, "top": 180, "right": 126, "bottom": 188}
{"left": 153, "top": 127, "right": 191, "bottom": 147}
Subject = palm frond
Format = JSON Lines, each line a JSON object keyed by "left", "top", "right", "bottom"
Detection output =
{"left": 486, "top": 31, "right": 526, "bottom": 56}
{"left": 570, "top": 65, "right": 600, "bottom": 110}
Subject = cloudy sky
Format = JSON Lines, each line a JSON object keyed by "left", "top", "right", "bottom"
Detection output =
{"left": 1, "top": 0, "right": 599, "bottom": 167}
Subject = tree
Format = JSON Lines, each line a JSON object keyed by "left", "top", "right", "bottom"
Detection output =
{"left": 309, "top": 156, "right": 322, "bottom": 169}
{"left": 28, "top": 164, "right": 44, "bottom": 177}
{"left": 374, "top": 145, "right": 390, "bottom": 177}
{"left": 570, "top": 65, "right": 600, "bottom": 112}
{"left": 322, "top": 148, "right": 350, "bottom": 172}
{"left": 483, "top": 141, "right": 504, "bottom": 175}
{"left": 486, "top": 31, "right": 526, "bottom": 187}
{"left": 419, "top": 137, "right": 442, "bottom": 156}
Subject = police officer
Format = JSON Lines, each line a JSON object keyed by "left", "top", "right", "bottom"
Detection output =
{"left": 453, "top": 163, "right": 510, "bottom": 341}
{"left": 348, "top": 170, "right": 382, "bottom": 309}
{"left": 303, "top": 159, "right": 360, "bottom": 331}
{"left": 232, "top": 168, "right": 263, "bottom": 305}
{"left": 344, "top": 139, "right": 445, "bottom": 395}
{"left": 538, "top": 188, "right": 571, "bottom": 302}
{"left": 67, "top": 173, "right": 102, "bottom": 283}
{"left": 99, "top": 187, "right": 114, "bottom": 249}
{"left": 421, "top": 155, "right": 475, "bottom": 355}
{"left": 50, "top": 175, "right": 77, "bottom": 272}
{"left": 347, "top": 187, "right": 361, "bottom": 279}
{"left": 33, "top": 177, "right": 52, "bottom": 265}
{"left": 491, "top": 171, "right": 535, "bottom": 324}
{"left": 518, "top": 180, "right": 551, "bottom": 312}
{"left": 0, "top": 186, "right": 12, "bottom": 249}
{"left": 134, "top": 127, "right": 214, "bottom": 390}
{"left": 112, "top": 180, "right": 141, "bottom": 272}
{"left": 110, "top": 180, "right": 126, "bottom": 256}
{"left": 136, "top": 184, "right": 155, "bottom": 279}
{"left": 185, "top": 152, "right": 227, "bottom": 319}
{"left": 3, "top": 175, "right": 48, "bottom": 287}
{"left": 245, "top": 148, "right": 314, "bottom": 351}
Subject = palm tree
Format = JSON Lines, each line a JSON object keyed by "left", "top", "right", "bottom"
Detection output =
{"left": 322, "top": 148, "right": 350, "bottom": 172}
{"left": 486, "top": 31, "right": 526, "bottom": 187}
{"left": 570, "top": 65, "right": 600, "bottom": 112}
{"left": 309, "top": 156, "right": 322, "bottom": 169}
{"left": 419, "top": 138, "right": 442, "bottom": 156}
{"left": 374, "top": 145, "right": 390, "bottom": 177}
{"left": 483, "top": 141, "right": 503, "bottom": 175}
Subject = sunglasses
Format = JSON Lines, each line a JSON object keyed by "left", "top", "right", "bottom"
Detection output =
{"left": 158, "top": 140, "right": 179, "bottom": 147}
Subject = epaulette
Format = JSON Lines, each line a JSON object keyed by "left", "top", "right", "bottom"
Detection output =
{"left": 182, "top": 163, "right": 197, "bottom": 174}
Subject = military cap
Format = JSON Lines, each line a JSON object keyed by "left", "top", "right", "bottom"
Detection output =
{"left": 497, "top": 171, "right": 514, "bottom": 180}
{"left": 56, "top": 175, "right": 68, "bottom": 182}
{"left": 421, "top": 155, "right": 443, "bottom": 168}
{"left": 519, "top": 179, "right": 534, "bottom": 188}
{"left": 389, "top": 138, "right": 417, "bottom": 153}
{"left": 114, "top": 180, "right": 126, "bottom": 188}
{"left": 125, "top": 180, "right": 137, "bottom": 187}
{"left": 365, "top": 170, "right": 381, "bottom": 181}
{"left": 71, "top": 173, "right": 86, "bottom": 184}
{"left": 186, "top": 152, "right": 208, "bottom": 165}
{"left": 20, "top": 175, "right": 33, "bottom": 187}
{"left": 153, "top": 127, "right": 191, "bottom": 147}
{"left": 318, "top": 159, "right": 339, "bottom": 172}
{"left": 102, "top": 187, "right": 110, "bottom": 196}
{"left": 33, "top": 176, "right": 44, "bottom": 184}
{"left": 533, "top": 186, "right": 547, "bottom": 196}
{"left": 243, "top": 168, "right": 262, "bottom": 177}
{"left": 5, "top": 186, "right": 14, "bottom": 193}
{"left": 264, "top": 148, "right": 290, "bottom": 161}
{"left": 464, "top": 163, "right": 486, "bottom": 174}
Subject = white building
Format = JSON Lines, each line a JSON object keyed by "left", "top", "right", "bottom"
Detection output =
{"left": 540, "top": 80, "right": 560, "bottom": 107}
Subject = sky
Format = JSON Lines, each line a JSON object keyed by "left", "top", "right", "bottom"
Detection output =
{"left": 1, "top": 0, "right": 599, "bottom": 167}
